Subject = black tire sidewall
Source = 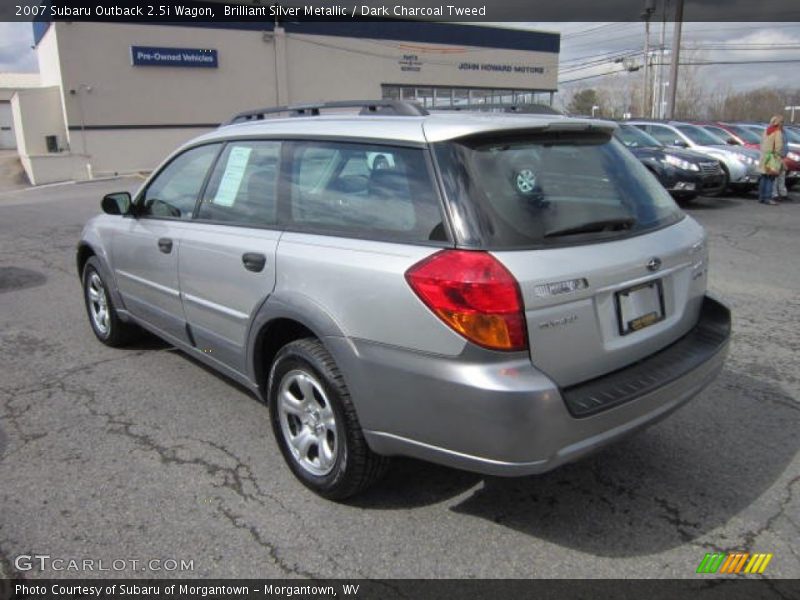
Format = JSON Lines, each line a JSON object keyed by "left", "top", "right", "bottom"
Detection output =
{"left": 268, "top": 342, "right": 352, "bottom": 496}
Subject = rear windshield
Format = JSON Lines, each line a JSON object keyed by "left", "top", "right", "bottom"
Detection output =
{"left": 433, "top": 132, "right": 683, "bottom": 249}
{"left": 615, "top": 124, "right": 662, "bottom": 148}
{"left": 724, "top": 124, "right": 760, "bottom": 144}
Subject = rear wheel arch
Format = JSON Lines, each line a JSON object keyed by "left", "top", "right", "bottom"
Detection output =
{"left": 252, "top": 317, "right": 317, "bottom": 401}
{"left": 248, "top": 295, "right": 349, "bottom": 398}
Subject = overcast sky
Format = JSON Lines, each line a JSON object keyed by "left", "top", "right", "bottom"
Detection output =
{"left": 2, "top": 21, "right": 799, "bottom": 92}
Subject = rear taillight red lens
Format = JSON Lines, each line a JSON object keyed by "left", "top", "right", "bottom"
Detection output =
{"left": 405, "top": 250, "right": 528, "bottom": 352}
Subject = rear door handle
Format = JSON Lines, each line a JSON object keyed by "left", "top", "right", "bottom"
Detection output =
{"left": 158, "top": 238, "right": 173, "bottom": 253}
{"left": 242, "top": 252, "right": 267, "bottom": 272}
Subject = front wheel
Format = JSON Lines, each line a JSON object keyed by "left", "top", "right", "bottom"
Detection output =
{"left": 82, "top": 257, "right": 139, "bottom": 347}
{"left": 268, "top": 338, "right": 389, "bottom": 500}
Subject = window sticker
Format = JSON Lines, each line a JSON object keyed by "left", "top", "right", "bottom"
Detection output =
{"left": 213, "top": 146, "right": 252, "bottom": 207}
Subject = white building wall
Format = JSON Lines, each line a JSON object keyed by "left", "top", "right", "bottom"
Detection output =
{"left": 11, "top": 86, "right": 84, "bottom": 185}
{"left": 0, "top": 102, "right": 15, "bottom": 149}
{"left": 282, "top": 31, "right": 558, "bottom": 104}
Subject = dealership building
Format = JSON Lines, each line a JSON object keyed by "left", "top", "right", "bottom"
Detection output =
{"left": 10, "top": 20, "right": 559, "bottom": 184}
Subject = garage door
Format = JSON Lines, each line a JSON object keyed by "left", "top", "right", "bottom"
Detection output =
{"left": 0, "top": 102, "right": 15, "bottom": 149}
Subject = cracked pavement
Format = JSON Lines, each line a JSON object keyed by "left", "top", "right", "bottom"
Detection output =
{"left": 0, "top": 180, "right": 798, "bottom": 579}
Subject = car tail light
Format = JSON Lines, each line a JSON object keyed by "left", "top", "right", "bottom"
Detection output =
{"left": 405, "top": 250, "right": 528, "bottom": 352}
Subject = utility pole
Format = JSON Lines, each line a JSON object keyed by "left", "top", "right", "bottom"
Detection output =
{"left": 666, "top": 0, "right": 684, "bottom": 119}
{"left": 786, "top": 106, "right": 800, "bottom": 123}
{"left": 654, "top": 1, "right": 667, "bottom": 117}
{"left": 641, "top": 0, "right": 655, "bottom": 118}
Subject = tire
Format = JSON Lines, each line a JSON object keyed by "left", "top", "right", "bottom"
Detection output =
{"left": 268, "top": 338, "right": 389, "bottom": 500}
{"left": 706, "top": 167, "right": 729, "bottom": 198}
{"left": 82, "top": 257, "right": 139, "bottom": 347}
{"left": 672, "top": 192, "right": 697, "bottom": 204}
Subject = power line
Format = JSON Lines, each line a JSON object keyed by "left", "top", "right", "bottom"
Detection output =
{"left": 558, "top": 57, "right": 800, "bottom": 84}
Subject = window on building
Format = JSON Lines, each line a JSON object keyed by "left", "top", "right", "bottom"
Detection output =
{"left": 381, "top": 85, "right": 554, "bottom": 111}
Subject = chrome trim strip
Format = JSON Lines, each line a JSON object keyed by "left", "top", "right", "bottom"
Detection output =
{"left": 116, "top": 269, "right": 180, "bottom": 297}
{"left": 182, "top": 292, "right": 249, "bottom": 320}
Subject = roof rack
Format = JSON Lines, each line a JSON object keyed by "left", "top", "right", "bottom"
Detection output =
{"left": 224, "top": 100, "right": 428, "bottom": 125}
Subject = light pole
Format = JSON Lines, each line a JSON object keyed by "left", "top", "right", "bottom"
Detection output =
{"left": 69, "top": 83, "right": 93, "bottom": 178}
{"left": 786, "top": 106, "right": 800, "bottom": 123}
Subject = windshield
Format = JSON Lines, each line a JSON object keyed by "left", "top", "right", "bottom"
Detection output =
{"left": 783, "top": 127, "right": 800, "bottom": 143}
{"left": 723, "top": 124, "right": 761, "bottom": 144}
{"left": 434, "top": 132, "right": 683, "bottom": 249}
{"left": 615, "top": 124, "right": 663, "bottom": 148}
{"left": 676, "top": 124, "right": 727, "bottom": 146}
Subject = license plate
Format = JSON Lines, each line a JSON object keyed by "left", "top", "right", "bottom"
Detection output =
{"left": 615, "top": 280, "right": 665, "bottom": 335}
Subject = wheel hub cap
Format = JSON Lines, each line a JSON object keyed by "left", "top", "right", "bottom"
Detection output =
{"left": 277, "top": 370, "right": 339, "bottom": 477}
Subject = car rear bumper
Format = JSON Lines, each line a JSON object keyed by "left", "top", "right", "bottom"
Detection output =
{"left": 332, "top": 295, "right": 730, "bottom": 477}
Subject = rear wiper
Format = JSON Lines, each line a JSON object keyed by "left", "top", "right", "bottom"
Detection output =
{"left": 544, "top": 217, "right": 636, "bottom": 238}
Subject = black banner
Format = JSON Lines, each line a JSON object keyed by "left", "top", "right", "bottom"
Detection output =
{"left": 2, "top": 579, "right": 800, "bottom": 600}
{"left": 2, "top": 0, "right": 800, "bottom": 23}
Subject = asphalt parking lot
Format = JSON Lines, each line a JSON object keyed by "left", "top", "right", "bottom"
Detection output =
{"left": 0, "top": 179, "right": 798, "bottom": 580}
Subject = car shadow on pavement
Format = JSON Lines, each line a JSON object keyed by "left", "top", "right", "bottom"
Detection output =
{"left": 684, "top": 197, "right": 744, "bottom": 210}
{"left": 449, "top": 370, "right": 799, "bottom": 556}
{"left": 356, "top": 370, "right": 799, "bottom": 556}
{"left": 125, "top": 330, "right": 173, "bottom": 351}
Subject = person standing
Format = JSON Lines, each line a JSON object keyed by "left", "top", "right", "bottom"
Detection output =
{"left": 772, "top": 119, "right": 790, "bottom": 201}
{"left": 758, "top": 115, "right": 784, "bottom": 206}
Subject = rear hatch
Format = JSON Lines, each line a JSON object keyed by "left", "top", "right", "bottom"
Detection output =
{"left": 431, "top": 126, "right": 709, "bottom": 387}
{"left": 495, "top": 218, "right": 706, "bottom": 386}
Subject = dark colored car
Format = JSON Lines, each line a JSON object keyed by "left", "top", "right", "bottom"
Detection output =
{"left": 614, "top": 124, "right": 727, "bottom": 200}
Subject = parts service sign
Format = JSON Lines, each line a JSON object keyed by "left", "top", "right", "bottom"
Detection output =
{"left": 131, "top": 46, "right": 218, "bottom": 68}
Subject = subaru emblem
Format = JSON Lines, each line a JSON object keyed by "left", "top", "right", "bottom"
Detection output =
{"left": 646, "top": 257, "right": 662, "bottom": 272}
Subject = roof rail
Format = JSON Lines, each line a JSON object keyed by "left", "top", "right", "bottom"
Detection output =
{"left": 224, "top": 100, "right": 428, "bottom": 125}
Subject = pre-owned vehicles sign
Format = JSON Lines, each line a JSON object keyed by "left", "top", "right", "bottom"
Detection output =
{"left": 130, "top": 46, "right": 218, "bottom": 68}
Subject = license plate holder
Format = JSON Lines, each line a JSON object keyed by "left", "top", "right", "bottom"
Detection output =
{"left": 615, "top": 280, "right": 665, "bottom": 335}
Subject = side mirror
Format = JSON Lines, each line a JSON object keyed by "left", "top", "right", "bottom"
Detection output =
{"left": 673, "top": 139, "right": 688, "bottom": 148}
{"left": 101, "top": 192, "right": 132, "bottom": 215}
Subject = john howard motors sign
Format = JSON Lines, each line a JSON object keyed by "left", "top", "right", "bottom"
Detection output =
{"left": 131, "top": 46, "right": 218, "bottom": 68}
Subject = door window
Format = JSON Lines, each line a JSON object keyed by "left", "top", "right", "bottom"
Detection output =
{"left": 139, "top": 144, "right": 220, "bottom": 219}
{"left": 197, "top": 141, "right": 281, "bottom": 226}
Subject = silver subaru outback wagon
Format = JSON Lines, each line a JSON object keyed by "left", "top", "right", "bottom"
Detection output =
{"left": 77, "top": 100, "right": 731, "bottom": 499}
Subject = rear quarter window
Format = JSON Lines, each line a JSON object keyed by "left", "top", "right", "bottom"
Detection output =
{"left": 285, "top": 141, "right": 447, "bottom": 243}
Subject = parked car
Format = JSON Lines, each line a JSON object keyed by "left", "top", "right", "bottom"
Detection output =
{"left": 628, "top": 120, "right": 760, "bottom": 193}
{"left": 614, "top": 123, "right": 726, "bottom": 200}
{"left": 694, "top": 121, "right": 761, "bottom": 151}
{"left": 78, "top": 101, "right": 731, "bottom": 499}
{"left": 738, "top": 123, "right": 800, "bottom": 190}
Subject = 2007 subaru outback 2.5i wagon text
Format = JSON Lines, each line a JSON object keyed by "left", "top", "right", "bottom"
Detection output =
{"left": 77, "top": 100, "right": 731, "bottom": 499}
